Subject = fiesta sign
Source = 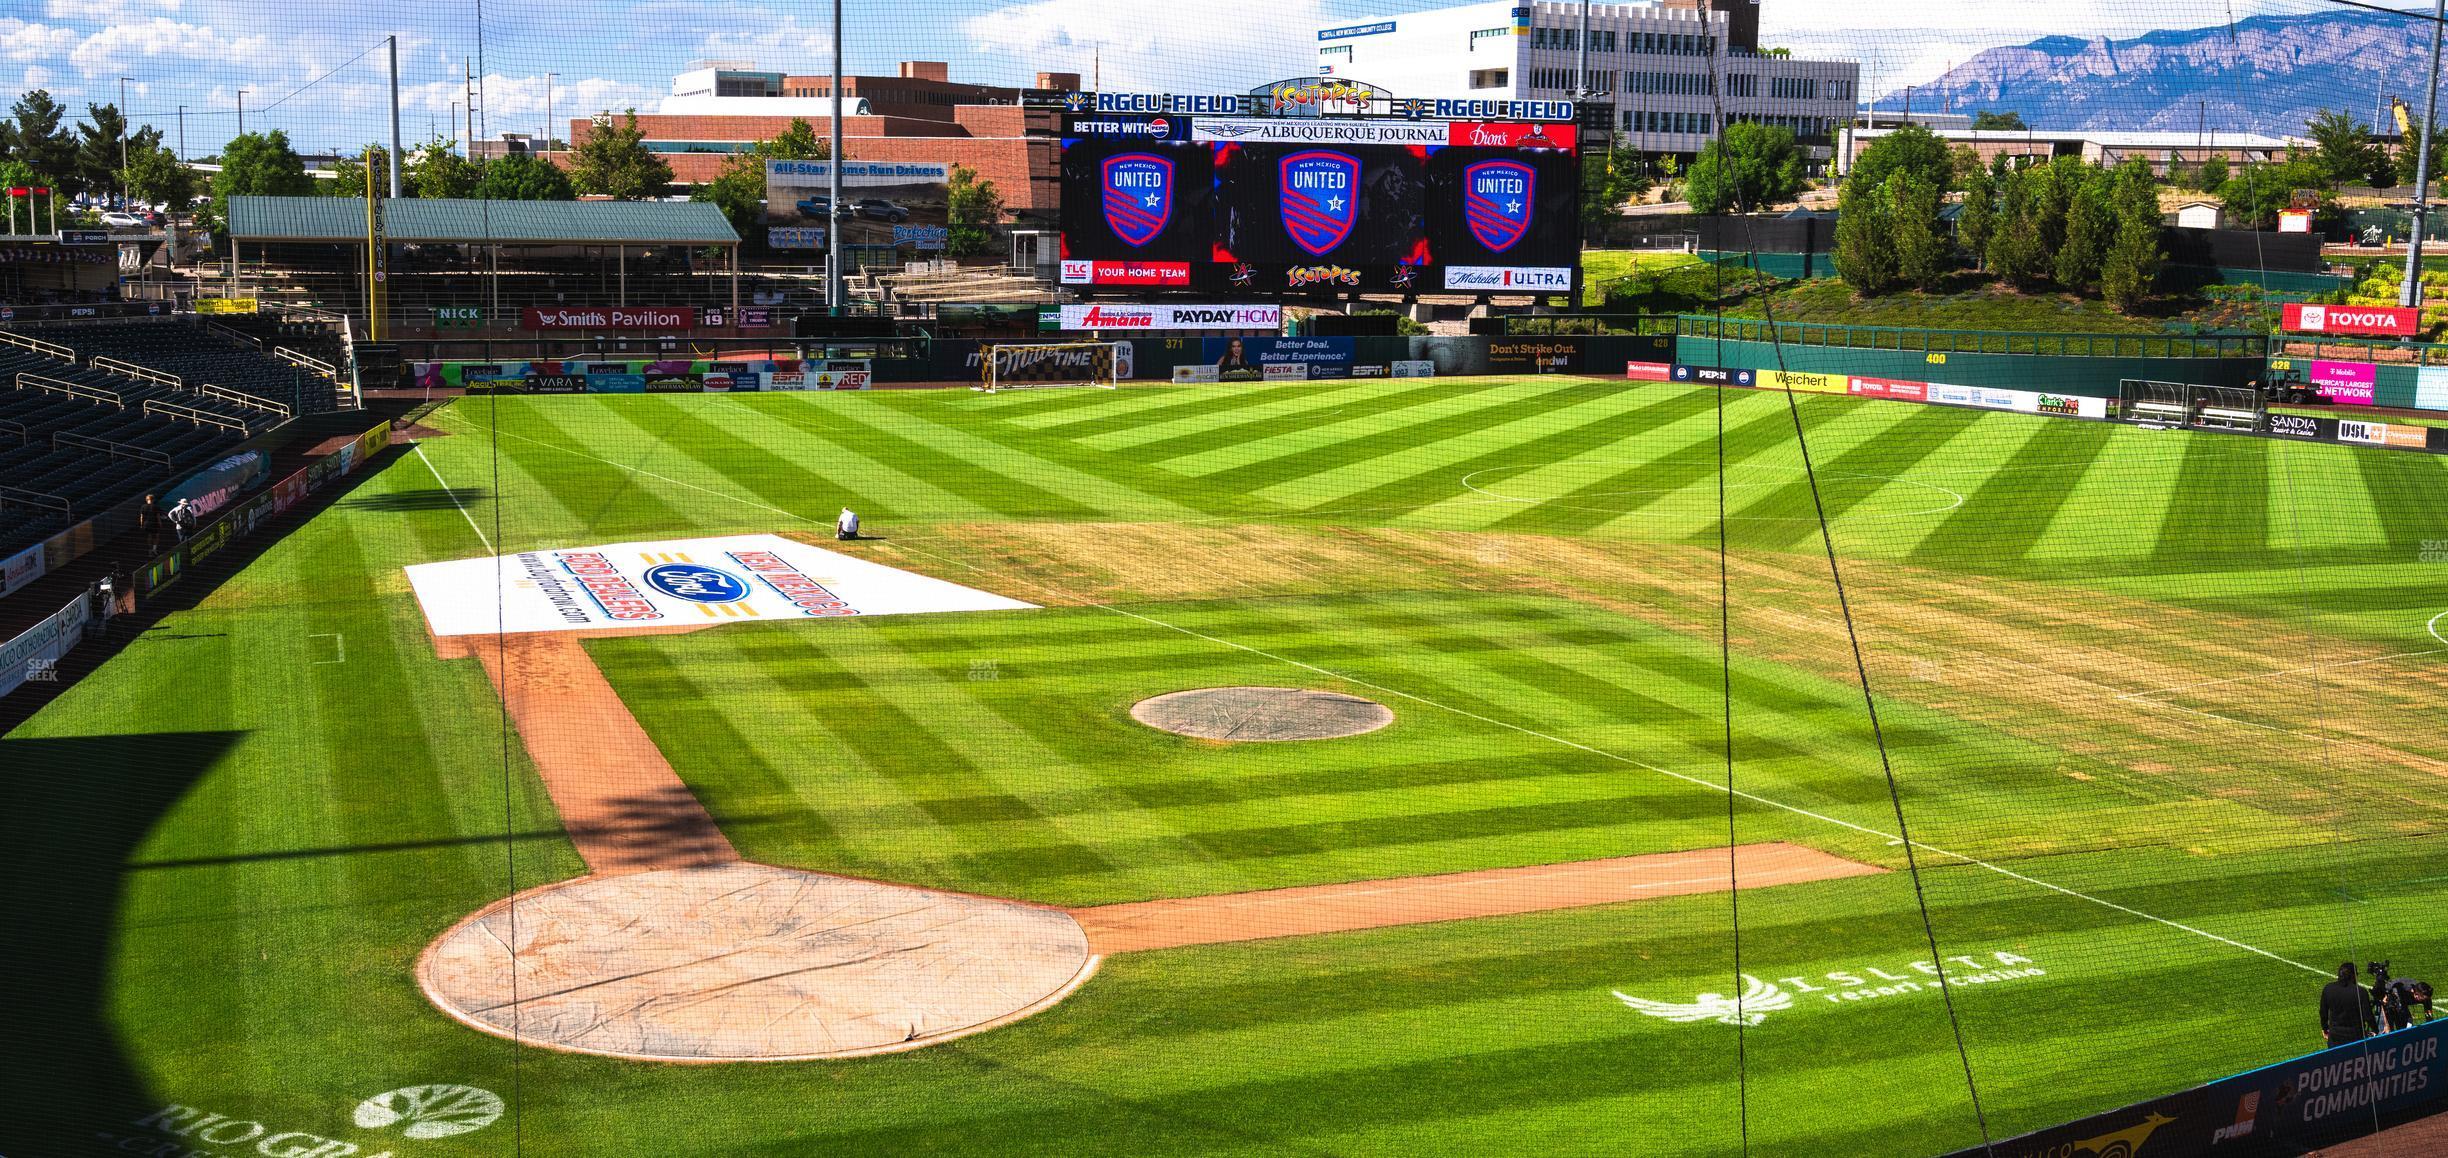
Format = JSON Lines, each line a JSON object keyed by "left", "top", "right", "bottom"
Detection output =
{"left": 2284, "top": 303, "right": 2420, "bottom": 337}
{"left": 521, "top": 306, "right": 698, "bottom": 331}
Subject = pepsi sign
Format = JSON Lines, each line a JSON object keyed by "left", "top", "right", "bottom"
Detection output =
{"left": 642, "top": 564, "right": 751, "bottom": 603}
{"left": 1278, "top": 150, "right": 1360, "bottom": 257}
{"left": 1463, "top": 161, "right": 1534, "bottom": 253}
{"left": 1101, "top": 153, "right": 1175, "bottom": 247}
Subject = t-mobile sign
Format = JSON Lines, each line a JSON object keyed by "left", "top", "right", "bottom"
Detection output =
{"left": 2284, "top": 303, "right": 2420, "bottom": 338}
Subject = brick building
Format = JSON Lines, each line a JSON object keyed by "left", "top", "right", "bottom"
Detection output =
{"left": 554, "top": 62, "right": 1079, "bottom": 224}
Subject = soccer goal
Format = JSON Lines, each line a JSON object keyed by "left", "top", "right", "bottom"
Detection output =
{"left": 978, "top": 342, "right": 1124, "bottom": 392}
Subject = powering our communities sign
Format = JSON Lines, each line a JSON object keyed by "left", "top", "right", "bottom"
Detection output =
{"left": 404, "top": 535, "right": 1034, "bottom": 637}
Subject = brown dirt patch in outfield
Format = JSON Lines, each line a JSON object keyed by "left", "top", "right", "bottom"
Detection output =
{"left": 1069, "top": 842, "right": 1883, "bottom": 954}
{"left": 1131, "top": 686, "right": 1395, "bottom": 741}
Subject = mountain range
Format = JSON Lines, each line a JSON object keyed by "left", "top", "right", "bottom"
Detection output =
{"left": 1889, "top": 12, "right": 2430, "bottom": 137}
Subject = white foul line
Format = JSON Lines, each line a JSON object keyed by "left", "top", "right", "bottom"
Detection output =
{"left": 457, "top": 410, "right": 2329, "bottom": 977}
{"left": 415, "top": 443, "right": 494, "bottom": 555}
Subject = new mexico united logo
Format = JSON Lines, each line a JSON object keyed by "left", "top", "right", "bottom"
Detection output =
{"left": 1613, "top": 975, "right": 1791, "bottom": 1026}
{"left": 1101, "top": 153, "right": 1174, "bottom": 247}
{"left": 642, "top": 563, "right": 752, "bottom": 603}
{"left": 1279, "top": 150, "right": 1361, "bottom": 256}
{"left": 1463, "top": 160, "right": 1534, "bottom": 253}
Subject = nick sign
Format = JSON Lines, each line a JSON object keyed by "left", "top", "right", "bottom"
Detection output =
{"left": 2283, "top": 304, "right": 2420, "bottom": 338}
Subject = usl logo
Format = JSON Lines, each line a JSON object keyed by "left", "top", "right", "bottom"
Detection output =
{"left": 642, "top": 564, "right": 751, "bottom": 603}
{"left": 1279, "top": 150, "right": 1361, "bottom": 256}
{"left": 1463, "top": 160, "right": 1534, "bottom": 253}
{"left": 1101, "top": 153, "right": 1173, "bottom": 247}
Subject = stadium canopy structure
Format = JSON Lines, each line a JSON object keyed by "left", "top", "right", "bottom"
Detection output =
{"left": 222, "top": 196, "right": 747, "bottom": 324}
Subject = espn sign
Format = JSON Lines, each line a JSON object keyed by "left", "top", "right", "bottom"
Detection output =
{"left": 1057, "top": 303, "right": 1281, "bottom": 331}
{"left": 2284, "top": 303, "right": 2420, "bottom": 337}
{"left": 522, "top": 306, "right": 698, "bottom": 331}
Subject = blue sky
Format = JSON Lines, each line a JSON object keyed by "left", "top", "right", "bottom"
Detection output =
{"left": 0, "top": 0, "right": 2385, "bottom": 156}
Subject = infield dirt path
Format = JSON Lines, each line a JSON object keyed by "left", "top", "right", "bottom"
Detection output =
{"left": 1068, "top": 843, "right": 1884, "bottom": 954}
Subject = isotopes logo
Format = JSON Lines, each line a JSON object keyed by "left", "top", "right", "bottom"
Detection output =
{"left": 642, "top": 564, "right": 752, "bottom": 604}
{"left": 1101, "top": 153, "right": 1174, "bottom": 247}
{"left": 1279, "top": 150, "right": 1361, "bottom": 256}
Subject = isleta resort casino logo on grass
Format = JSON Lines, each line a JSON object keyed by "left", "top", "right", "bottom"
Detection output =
{"left": 102, "top": 1084, "right": 502, "bottom": 1156}
{"left": 1614, "top": 951, "right": 2045, "bottom": 1027}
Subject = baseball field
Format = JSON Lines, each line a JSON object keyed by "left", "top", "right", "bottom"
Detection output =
{"left": 8, "top": 376, "right": 2447, "bottom": 1156}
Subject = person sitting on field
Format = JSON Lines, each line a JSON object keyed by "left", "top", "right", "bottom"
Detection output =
{"left": 836, "top": 508, "right": 860, "bottom": 541}
{"left": 2378, "top": 977, "right": 2435, "bottom": 1032}
{"left": 2323, "top": 961, "right": 2375, "bottom": 1046}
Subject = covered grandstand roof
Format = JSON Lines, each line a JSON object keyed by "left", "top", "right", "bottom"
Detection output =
{"left": 227, "top": 196, "right": 741, "bottom": 245}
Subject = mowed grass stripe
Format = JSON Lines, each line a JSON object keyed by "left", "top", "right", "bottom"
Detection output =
{"left": 1614, "top": 399, "right": 1926, "bottom": 543}
{"left": 749, "top": 399, "right": 1119, "bottom": 522}
{"left": 1025, "top": 380, "right": 1374, "bottom": 438}
{"left": 2020, "top": 428, "right": 2189, "bottom": 568}
{"left": 834, "top": 398, "right": 1222, "bottom": 522}
{"left": 2349, "top": 440, "right": 2448, "bottom": 552}
{"left": 1485, "top": 400, "right": 1805, "bottom": 534}
{"left": 1727, "top": 404, "right": 1984, "bottom": 552}
{"left": 596, "top": 396, "right": 860, "bottom": 525}
{"left": 700, "top": 397, "right": 1001, "bottom": 522}
{"left": 2266, "top": 445, "right": 2387, "bottom": 556}
{"left": 1199, "top": 381, "right": 1612, "bottom": 497}
{"left": 1302, "top": 385, "right": 1726, "bottom": 519}
{"left": 925, "top": 394, "right": 1299, "bottom": 521}
{"left": 2149, "top": 430, "right": 2271, "bottom": 568}
{"left": 1068, "top": 380, "right": 1398, "bottom": 452}
{"left": 445, "top": 399, "right": 700, "bottom": 546}
{"left": 1907, "top": 417, "right": 2109, "bottom": 568}
{"left": 1124, "top": 380, "right": 1512, "bottom": 463}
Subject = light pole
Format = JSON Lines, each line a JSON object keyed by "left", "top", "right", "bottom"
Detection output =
{"left": 236, "top": 89, "right": 247, "bottom": 137}
{"left": 828, "top": 0, "right": 844, "bottom": 314}
{"left": 388, "top": 35, "right": 403, "bottom": 198}
{"left": 177, "top": 106, "right": 186, "bottom": 161}
{"left": 118, "top": 77, "right": 131, "bottom": 212}
{"left": 2403, "top": 0, "right": 2446, "bottom": 308}
{"left": 545, "top": 72, "right": 557, "bottom": 154}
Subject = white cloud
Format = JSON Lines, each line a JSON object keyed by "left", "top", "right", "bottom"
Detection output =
{"left": 401, "top": 73, "right": 661, "bottom": 136}
{"left": 0, "top": 18, "right": 82, "bottom": 64}
{"left": 67, "top": 19, "right": 283, "bottom": 78}
{"left": 962, "top": 0, "right": 1327, "bottom": 90}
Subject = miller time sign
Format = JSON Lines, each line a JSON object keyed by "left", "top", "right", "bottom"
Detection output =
{"left": 1613, "top": 951, "right": 2045, "bottom": 1026}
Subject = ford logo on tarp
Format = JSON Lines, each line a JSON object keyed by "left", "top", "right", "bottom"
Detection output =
{"left": 642, "top": 564, "right": 750, "bottom": 603}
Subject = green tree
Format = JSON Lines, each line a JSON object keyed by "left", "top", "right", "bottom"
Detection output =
{"left": 1848, "top": 122, "right": 1955, "bottom": 196}
{"left": 2192, "top": 154, "right": 2230, "bottom": 193}
{"left": 1683, "top": 121, "right": 1803, "bottom": 214}
{"left": 1986, "top": 166, "right": 2050, "bottom": 289}
{"left": 409, "top": 141, "right": 481, "bottom": 199}
{"left": 2101, "top": 160, "right": 2165, "bottom": 311}
{"left": 472, "top": 151, "right": 576, "bottom": 200}
{"left": 5, "top": 91, "right": 77, "bottom": 190}
{"left": 2393, "top": 110, "right": 2448, "bottom": 189}
{"left": 1580, "top": 147, "right": 1649, "bottom": 239}
{"left": 695, "top": 117, "right": 828, "bottom": 234}
{"left": 2218, "top": 159, "right": 2326, "bottom": 229}
{"left": 207, "top": 130, "right": 314, "bottom": 233}
{"left": 2053, "top": 168, "right": 2116, "bottom": 292}
{"left": 326, "top": 146, "right": 392, "bottom": 198}
{"left": 121, "top": 140, "right": 196, "bottom": 213}
{"left": 1888, "top": 168, "right": 1950, "bottom": 290}
{"left": 945, "top": 162, "right": 1005, "bottom": 257}
{"left": 567, "top": 109, "right": 673, "bottom": 200}
{"left": 2305, "top": 109, "right": 2380, "bottom": 189}
{"left": 1955, "top": 165, "right": 1998, "bottom": 270}
{"left": 1833, "top": 176, "right": 1897, "bottom": 295}
{"left": 74, "top": 103, "right": 127, "bottom": 197}
{"left": 1970, "top": 110, "right": 2028, "bottom": 131}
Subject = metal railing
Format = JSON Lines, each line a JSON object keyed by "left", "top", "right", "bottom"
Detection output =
{"left": 0, "top": 484, "right": 72, "bottom": 517}
{"left": 0, "top": 328, "right": 77, "bottom": 362}
{"left": 54, "top": 429, "right": 173, "bottom": 467}
{"left": 16, "top": 372, "right": 122, "bottom": 407}
{"left": 274, "top": 347, "right": 338, "bottom": 379}
{"left": 202, "top": 319, "right": 264, "bottom": 348}
{"left": 90, "top": 356, "right": 182, "bottom": 389}
{"left": 141, "top": 398, "right": 247, "bottom": 434}
{"left": 0, "top": 417, "right": 23, "bottom": 445}
{"left": 1673, "top": 315, "right": 2270, "bottom": 360}
{"left": 198, "top": 384, "right": 290, "bottom": 419}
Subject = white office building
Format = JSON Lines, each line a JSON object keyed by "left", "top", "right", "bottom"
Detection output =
{"left": 1316, "top": 1, "right": 1860, "bottom": 160}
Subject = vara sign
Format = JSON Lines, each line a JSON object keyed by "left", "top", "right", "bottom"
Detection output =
{"left": 521, "top": 306, "right": 698, "bottom": 331}
{"left": 2284, "top": 303, "right": 2420, "bottom": 337}
{"left": 1057, "top": 303, "right": 1282, "bottom": 331}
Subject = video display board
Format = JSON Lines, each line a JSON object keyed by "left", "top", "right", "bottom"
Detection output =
{"left": 1058, "top": 115, "right": 1579, "bottom": 295}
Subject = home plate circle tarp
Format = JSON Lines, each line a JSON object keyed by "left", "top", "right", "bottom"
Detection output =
{"left": 418, "top": 864, "right": 1097, "bottom": 1061}
{"left": 403, "top": 534, "right": 1034, "bottom": 637}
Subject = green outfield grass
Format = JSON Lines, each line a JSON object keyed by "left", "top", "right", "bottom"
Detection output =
{"left": 9, "top": 379, "right": 2448, "bottom": 1157}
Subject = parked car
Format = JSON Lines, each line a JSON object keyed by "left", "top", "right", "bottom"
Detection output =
{"left": 795, "top": 196, "right": 832, "bottom": 217}
{"left": 100, "top": 211, "right": 147, "bottom": 229}
{"left": 855, "top": 199, "right": 909, "bottom": 222}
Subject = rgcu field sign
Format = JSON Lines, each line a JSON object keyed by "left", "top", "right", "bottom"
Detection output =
{"left": 2283, "top": 303, "right": 2420, "bottom": 337}
{"left": 521, "top": 306, "right": 698, "bottom": 331}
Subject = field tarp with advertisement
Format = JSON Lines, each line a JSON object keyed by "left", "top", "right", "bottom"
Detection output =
{"left": 403, "top": 534, "right": 1035, "bottom": 637}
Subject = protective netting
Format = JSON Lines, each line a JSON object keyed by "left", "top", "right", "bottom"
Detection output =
{"left": 5, "top": 2, "right": 2448, "bottom": 1156}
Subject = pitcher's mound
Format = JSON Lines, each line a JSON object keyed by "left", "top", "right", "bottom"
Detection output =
{"left": 418, "top": 863, "right": 1094, "bottom": 1062}
{"left": 1132, "top": 686, "right": 1395, "bottom": 742}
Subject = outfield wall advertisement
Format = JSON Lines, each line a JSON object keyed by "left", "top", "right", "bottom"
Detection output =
{"left": 411, "top": 359, "right": 872, "bottom": 393}
{"left": 0, "top": 592, "right": 89, "bottom": 701}
{"left": 403, "top": 535, "right": 1035, "bottom": 637}
{"left": 1689, "top": 368, "right": 2111, "bottom": 420}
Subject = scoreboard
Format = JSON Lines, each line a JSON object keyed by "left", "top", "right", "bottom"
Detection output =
{"left": 1058, "top": 114, "right": 1581, "bottom": 296}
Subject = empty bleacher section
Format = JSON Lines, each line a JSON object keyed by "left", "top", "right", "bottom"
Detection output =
{"left": 0, "top": 321, "right": 312, "bottom": 559}
{"left": 852, "top": 260, "right": 1058, "bottom": 308}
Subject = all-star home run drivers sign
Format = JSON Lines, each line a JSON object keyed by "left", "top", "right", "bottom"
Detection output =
{"left": 404, "top": 535, "right": 1034, "bottom": 637}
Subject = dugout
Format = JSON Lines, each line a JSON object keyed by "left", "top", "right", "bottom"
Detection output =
{"left": 2120, "top": 378, "right": 2263, "bottom": 431}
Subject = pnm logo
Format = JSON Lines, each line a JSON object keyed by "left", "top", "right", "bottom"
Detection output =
{"left": 642, "top": 564, "right": 751, "bottom": 603}
{"left": 1279, "top": 150, "right": 1361, "bottom": 256}
{"left": 1614, "top": 975, "right": 1792, "bottom": 1026}
{"left": 1286, "top": 264, "right": 1361, "bottom": 288}
{"left": 1101, "top": 153, "right": 1173, "bottom": 247}
{"left": 1463, "top": 160, "right": 1534, "bottom": 253}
